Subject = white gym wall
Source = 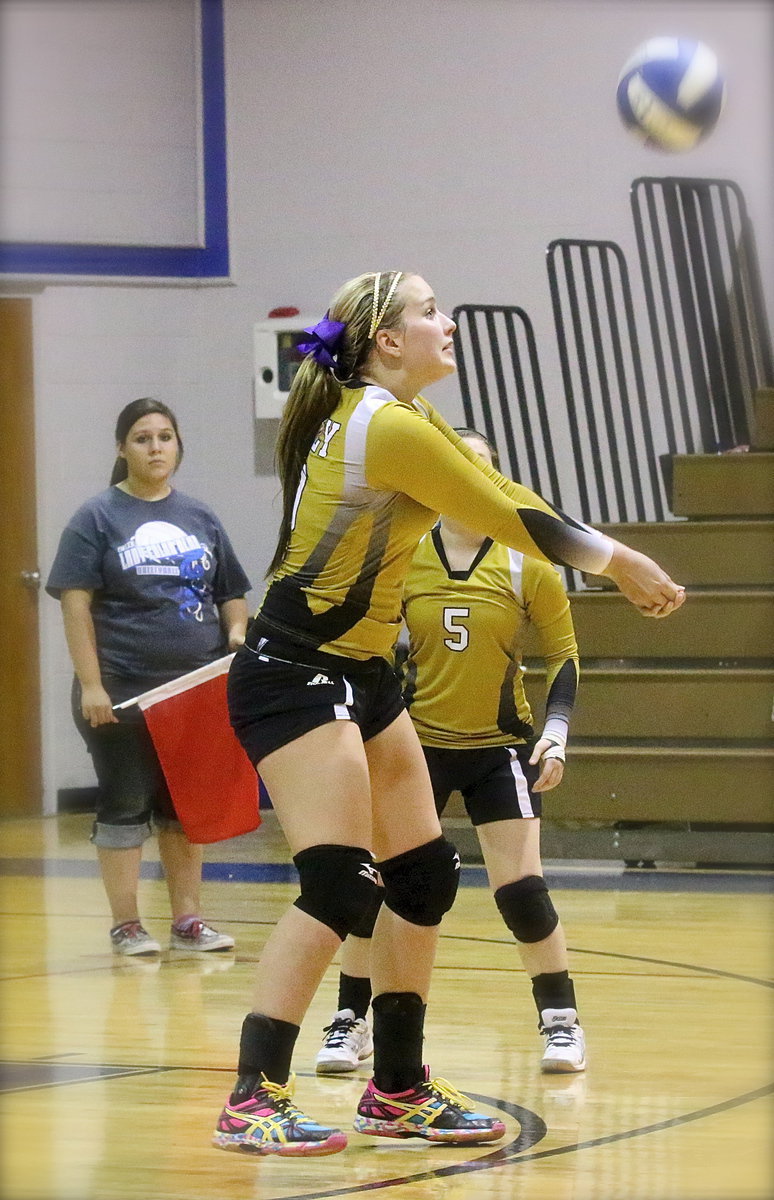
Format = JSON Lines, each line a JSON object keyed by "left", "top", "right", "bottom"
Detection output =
{"left": 0, "top": 0, "right": 769, "bottom": 808}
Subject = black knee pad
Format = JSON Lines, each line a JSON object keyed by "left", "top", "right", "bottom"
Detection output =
{"left": 349, "top": 885, "right": 385, "bottom": 938}
{"left": 378, "top": 836, "right": 460, "bottom": 927}
{"left": 293, "top": 844, "right": 379, "bottom": 940}
{"left": 495, "top": 874, "right": 559, "bottom": 943}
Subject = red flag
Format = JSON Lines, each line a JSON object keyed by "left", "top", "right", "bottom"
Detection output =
{"left": 121, "top": 655, "right": 261, "bottom": 844}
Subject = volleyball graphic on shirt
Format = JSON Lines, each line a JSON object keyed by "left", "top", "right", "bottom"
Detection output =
{"left": 116, "top": 520, "right": 212, "bottom": 618}
{"left": 117, "top": 521, "right": 210, "bottom": 573}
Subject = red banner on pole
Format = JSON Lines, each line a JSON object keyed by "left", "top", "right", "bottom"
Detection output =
{"left": 125, "top": 656, "right": 261, "bottom": 844}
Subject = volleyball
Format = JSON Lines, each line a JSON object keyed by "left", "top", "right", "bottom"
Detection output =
{"left": 616, "top": 38, "right": 726, "bottom": 151}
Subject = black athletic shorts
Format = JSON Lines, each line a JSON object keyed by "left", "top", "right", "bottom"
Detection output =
{"left": 422, "top": 742, "right": 542, "bottom": 825}
{"left": 227, "top": 630, "right": 405, "bottom": 765}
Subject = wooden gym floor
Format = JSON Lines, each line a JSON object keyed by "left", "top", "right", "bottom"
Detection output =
{"left": 1, "top": 811, "right": 772, "bottom": 1200}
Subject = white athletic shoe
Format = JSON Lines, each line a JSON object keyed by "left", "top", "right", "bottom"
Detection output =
{"left": 315, "top": 1008, "right": 373, "bottom": 1075}
{"left": 540, "top": 1007, "right": 586, "bottom": 1073}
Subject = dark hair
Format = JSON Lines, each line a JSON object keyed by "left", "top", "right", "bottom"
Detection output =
{"left": 267, "top": 271, "right": 407, "bottom": 577}
{"left": 453, "top": 426, "right": 500, "bottom": 471}
{"left": 110, "top": 397, "right": 183, "bottom": 485}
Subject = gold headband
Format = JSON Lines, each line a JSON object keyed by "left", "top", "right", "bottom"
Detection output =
{"left": 368, "top": 271, "right": 403, "bottom": 340}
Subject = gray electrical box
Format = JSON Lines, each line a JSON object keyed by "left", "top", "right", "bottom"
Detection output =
{"left": 253, "top": 316, "right": 317, "bottom": 418}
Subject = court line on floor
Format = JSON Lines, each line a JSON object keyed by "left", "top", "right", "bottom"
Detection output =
{"left": 265, "top": 1082, "right": 774, "bottom": 1200}
{"left": 1, "top": 856, "right": 772, "bottom": 892}
{"left": 442, "top": 935, "right": 774, "bottom": 989}
{"left": 3, "top": 939, "right": 772, "bottom": 1195}
{"left": 2, "top": 934, "right": 772, "bottom": 990}
{"left": 4, "top": 1054, "right": 770, "bottom": 1198}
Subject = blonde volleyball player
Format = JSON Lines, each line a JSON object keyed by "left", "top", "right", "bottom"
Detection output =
{"left": 215, "top": 271, "right": 684, "bottom": 1157}
{"left": 316, "top": 429, "right": 586, "bottom": 1078}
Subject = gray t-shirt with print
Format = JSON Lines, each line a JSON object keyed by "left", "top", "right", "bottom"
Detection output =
{"left": 47, "top": 487, "right": 251, "bottom": 699}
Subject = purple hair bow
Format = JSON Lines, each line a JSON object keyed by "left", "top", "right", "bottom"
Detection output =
{"left": 297, "top": 316, "right": 346, "bottom": 369}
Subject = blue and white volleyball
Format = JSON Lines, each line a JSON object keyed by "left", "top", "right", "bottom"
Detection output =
{"left": 616, "top": 38, "right": 726, "bottom": 151}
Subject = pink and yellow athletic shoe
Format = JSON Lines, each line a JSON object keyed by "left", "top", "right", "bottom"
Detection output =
{"left": 353, "top": 1067, "right": 506, "bottom": 1143}
{"left": 213, "top": 1074, "right": 347, "bottom": 1157}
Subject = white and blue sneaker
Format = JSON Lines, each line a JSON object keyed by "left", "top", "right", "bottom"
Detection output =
{"left": 540, "top": 1007, "right": 586, "bottom": 1073}
{"left": 315, "top": 1009, "right": 373, "bottom": 1074}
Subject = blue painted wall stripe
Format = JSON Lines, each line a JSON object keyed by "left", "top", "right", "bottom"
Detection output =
{"left": 0, "top": 0, "right": 229, "bottom": 279}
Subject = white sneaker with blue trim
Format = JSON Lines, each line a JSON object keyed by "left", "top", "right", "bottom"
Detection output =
{"left": 315, "top": 1009, "right": 373, "bottom": 1074}
{"left": 540, "top": 1007, "right": 586, "bottom": 1072}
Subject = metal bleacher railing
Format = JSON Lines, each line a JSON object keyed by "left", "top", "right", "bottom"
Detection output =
{"left": 452, "top": 303, "right": 563, "bottom": 504}
{"left": 546, "top": 236, "right": 666, "bottom": 526}
{"left": 451, "top": 183, "right": 774, "bottom": 865}
{"left": 453, "top": 240, "right": 666, "bottom": 591}
{"left": 630, "top": 176, "right": 773, "bottom": 455}
{"left": 452, "top": 177, "right": 773, "bottom": 580}
{"left": 452, "top": 284, "right": 652, "bottom": 595}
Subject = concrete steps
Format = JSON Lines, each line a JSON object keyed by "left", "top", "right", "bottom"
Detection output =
{"left": 670, "top": 452, "right": 774, "bottom": 517}
{"left": 585, "top": 519, "right": 774, "bottom": 587}
{"left": 564, "top": 589, "right": 774, "bottom": 658}
{"left": 446, "top": 433, "right": 774, "bottom": 864}
{"left": 548, "top": 742, "right": 774, "bottom": 824}
{"left": 445, "top": 740, "right": 773, "bottom": 831}
{"left": 520, "top": 471, "right": 774, "bottom": 860}
{"left": 523, "top": 662, "right": 774, "bottom": 740}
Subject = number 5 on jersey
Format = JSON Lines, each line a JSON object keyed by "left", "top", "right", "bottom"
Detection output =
{"left": 443, "top": 606, "right": 470, "bottom": 651}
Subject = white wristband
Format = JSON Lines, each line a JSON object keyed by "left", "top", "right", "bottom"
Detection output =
{"left": 541, "top": 719, "right": 567, "bottom": 751}
{"left": 539, "top": 723, "right": 567, "bottom": 764}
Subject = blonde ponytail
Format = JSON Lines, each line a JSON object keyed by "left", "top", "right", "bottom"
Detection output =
{"left": 267, "top": 271, "right": 407, "bottom": 577}
{"left": 267, "top": 358, "right": 340, "bottom": 576}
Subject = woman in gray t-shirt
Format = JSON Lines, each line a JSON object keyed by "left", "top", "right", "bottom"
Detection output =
{"left": 47, "top": 397, "right": 252, "bottom": 958}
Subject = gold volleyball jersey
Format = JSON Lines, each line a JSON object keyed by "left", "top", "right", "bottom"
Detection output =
{"left": 258, "top": 384, "right": 610, "bottom": 660}
{"left": 403, "top": 528, "right": 579, "bottom": 748}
